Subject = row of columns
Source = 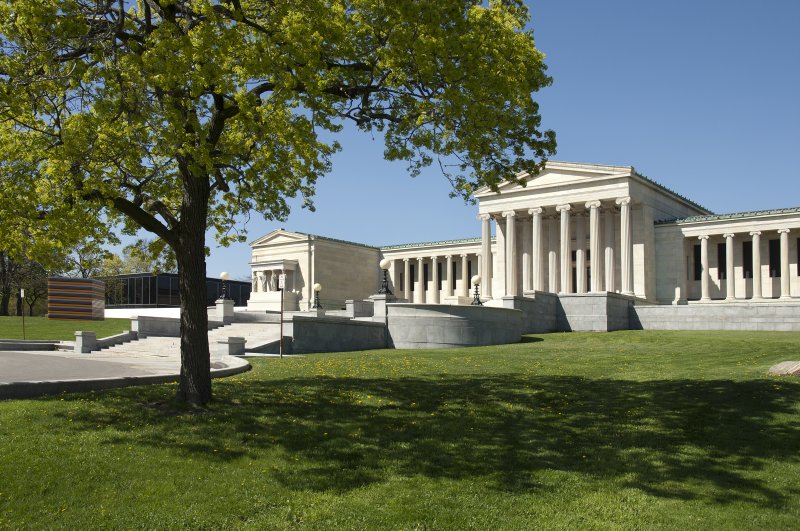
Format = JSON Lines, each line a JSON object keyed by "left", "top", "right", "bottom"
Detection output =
{"left": 485, "top": 197, "right": 634, "bottom": 297}
{"left": 400, "top": 254, "right": 478, "bottom": 303}
{"left": 696, "top": 229, "right": 792, "bottom": 301}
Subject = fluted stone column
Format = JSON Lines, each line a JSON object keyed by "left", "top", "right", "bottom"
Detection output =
{"left": 529, "top": 207, "right": 544, "bottom": 291}
{"left": 503, "top": 210, "right": 518, "bottom": 296}
{"left": 429, "top": 256, "right": 439, "bottom": 303}
{"left": 521, "top": 220, "right": 531, "bottom": 292}
{"left": 699, "top": 235, "right": 710, "bottom": 301}
{"left": 403, "top": 258, "right": 410, "bottom": 301}
{"left": 415, "top": 257, "right": 424, "bottom": 304}
{"left": 604, "top": 207, "right": 616, "bottom": 293}
{"left": 556, "top": 204, "right": 571, "bottom": 294}
{"left": 575, "top": 212, "right": 587, "bottom": 293}
{"left": 724, "top": 233, "right": 735, "bottom": 301}
{"left": 586, "top": 201, "right": 602, "bottom": 293}
{"left": 750, "top": 231, "right": 762, "bottom": 299}
{"left": 479, "top": 214, "right": 492, "bottom": 298}
{"left": 444, "top": 255, "right": 454, "bottom": 297}
{"left": 460, "top": 254, "right": 469, "bottom": 298}
{"left": 548, "top": 216, "right": 559, "bottom": 293}
{"left": 616, "top": 197, "right": 633, "bottom": 296}
{"left": 779, "top": 229, "right": 791, "bottom": 299}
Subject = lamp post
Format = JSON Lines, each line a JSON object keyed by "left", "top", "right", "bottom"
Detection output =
{"left": 470, "top": 275, "right": 483, "bottom": 306}
{"left": 378, "top": 258, "right": 393, "bottom": 295}
{"left": 219, "top": 271, "right": 230, "bottom": 300}
{"left": 312, "top": 283, "right": 322, "bottom": 309}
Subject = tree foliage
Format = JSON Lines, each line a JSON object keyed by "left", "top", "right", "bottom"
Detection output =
{"left": 0, "top": 0, "right": 555, "bottom": 403}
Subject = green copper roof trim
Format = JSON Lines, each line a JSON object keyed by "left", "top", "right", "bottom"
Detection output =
{"left": 631, "top": 168, "right": 711, "bottom": 214}
{"left": 301, "top": 232, "right": 381, "bottom": 250}
{"left": 381, "top": 237, "right": 492, "bottom": 251}
{"left": 655, "top": 206, "right": 800, "bottom": 225}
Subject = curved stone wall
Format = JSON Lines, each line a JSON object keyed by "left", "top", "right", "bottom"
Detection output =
{"left": 387, "top": 304, "right": 522, "bottom": 349}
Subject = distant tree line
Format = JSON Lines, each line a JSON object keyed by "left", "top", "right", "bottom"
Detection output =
{"left": 0, "top": 238, "right": 170, "bottom": 316}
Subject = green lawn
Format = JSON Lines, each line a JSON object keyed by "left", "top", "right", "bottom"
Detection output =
{"left": 1, "top": 331, "right": 799, "bottom": 529}
{"left": 0, "top": 316, "right": 131, "bottom": 341}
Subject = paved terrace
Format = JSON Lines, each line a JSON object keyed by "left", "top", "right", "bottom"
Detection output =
{"left": 0, "top": 335, "right": 252, "bottom": 399}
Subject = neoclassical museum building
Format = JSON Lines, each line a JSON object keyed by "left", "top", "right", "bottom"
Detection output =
{"left": 246, "top": 161, "right": 799, "bottom": 332}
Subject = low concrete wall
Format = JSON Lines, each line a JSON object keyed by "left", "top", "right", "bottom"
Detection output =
{"left": 557, "top": 293, "right": 634, "bottom": 332}
{"left": 287, "top": 315, "right": 386, "bottom": 354}
{"left": 387, "top": 304, "right": 522, "bottom": 349}
{"left": 0, "top": 340, "right": 60, "bottom": 351}
{"left": 631, "top": 301, "right": 800, "bottom": 331}
{"left": 231, "top": 310, "right": 279, "bottom": 323}
{"left": 345, "top": 299, "right": 374, "bottom": 318}
{"left": 509, "top": 292, "right": 559, "bottom": 333}
{"left": 131, "top": 316, "right": 224, "bottom": 338}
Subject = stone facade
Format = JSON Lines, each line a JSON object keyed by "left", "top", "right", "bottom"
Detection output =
{"left": 248, "top": 161, "right": 800, "bottom": 327}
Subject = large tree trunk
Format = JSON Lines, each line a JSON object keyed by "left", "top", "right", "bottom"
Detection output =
{"left": 15, "top": 292, "right": 22, "bottom": 316}
{"left": 174, "top": 171, "right": 212, "bottom": 405}
{"left": 0, "top": 291, "right": 8, "bottom": 316}
{"left": 0, "top": 252, "right": 9, "bottom": 316}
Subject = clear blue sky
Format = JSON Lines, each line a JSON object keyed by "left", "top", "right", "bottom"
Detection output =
{"left": 202, "top": 0, "right": 800, "bottom": 280}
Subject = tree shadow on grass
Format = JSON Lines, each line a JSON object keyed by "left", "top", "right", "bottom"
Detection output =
{"left": 60, "top": 374, "right": 800, "bottom": 507}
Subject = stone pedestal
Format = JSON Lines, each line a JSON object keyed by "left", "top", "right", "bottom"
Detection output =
{"left": 216, "top": 298, "right": 235, "bottom": 324}
{"left": 370, "top": 293, "right": 396, "bottom": 323}
{"left": 75, "top": 331, "right": 97, "bottom": 354}
{"left": 246, "top": 290, "right": 300, "bottom": 312}
{"left": 215, "top": 336, "right": 246, "bottom": 359}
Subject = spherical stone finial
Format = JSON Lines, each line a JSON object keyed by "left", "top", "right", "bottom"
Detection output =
{"left": 379, "top": 258, "right": 391, "bottom": 270}
{"left": 220, "top": 271, "right": 230, "bottom": 280}
{"left": 313, "top": 283, "right": 322, "bottom": 292}
{"left": 471, "top": 275, "right": 481, "bottom": 286}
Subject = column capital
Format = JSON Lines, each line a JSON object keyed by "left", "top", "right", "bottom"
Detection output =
{"left": 750, "top": 231, "right": 761, "bottom": 236}
{"left": 478, "top": 213, "right": 492, "bottom": 221}
{"left": 615, "top": 196, "right": 631, "bottom": 206}
{"left": 555, "top": 203, "right": 571, "bottom": 212}
{"left": 430, "top": 255, "right": 438, "bottom": 262}
{"left": 585, "top": 200, "right": 602, "bottom": 209}
{"left": 528, "top": 207, "right": 544, "bottom": 216}
{"left": 698, "top": 235, "right": 709, "bottom": 240}
{"left": 445, "top": 254, "right": 453, "bottom": 260}
{"left": 416, "top": 257, "right": 424, "bottom": 263}
{"left": 778, "top": 228, "right": 791, "bottom": 234}
{"left": 501, "top": 210, "right": 516, "bottom": 218}
{"left": 723, "top": 233, "right": 735, "bottom": 239}
{"left": 403, "top": 258, "right": 410, "bottom": 263}
{"left": 460, "top": 253, "right": 469, "bottom": 258}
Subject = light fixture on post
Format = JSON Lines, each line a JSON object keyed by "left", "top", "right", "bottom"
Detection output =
{"left": 219, "top": 271, "right": 230, "bottom": 300}
{"left": 378, "top": 258, "right": 393, "bottom": 295}
{"left": 312, "top": 283, "right": 322, "bottom": 309}
{"left": 470, "top": 275, "right": 483, "bottom": 306}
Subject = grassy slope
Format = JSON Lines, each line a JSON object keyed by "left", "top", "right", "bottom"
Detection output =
{"left": 0, "top": 316, "right": 131, "bottom": 341}
{"left": 1, "top": 330, "right": 799, "bottom": 529}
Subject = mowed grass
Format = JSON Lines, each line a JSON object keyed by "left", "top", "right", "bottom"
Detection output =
{"left": 1, "top": 331, "right": 799, "bottom": 529}
{"left": 0, "top": 316, "right": 130, "bottom": 341}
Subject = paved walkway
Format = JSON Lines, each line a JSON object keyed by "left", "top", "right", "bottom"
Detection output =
{"left": 0, "top": 339, "right": 251, "bottom": 399}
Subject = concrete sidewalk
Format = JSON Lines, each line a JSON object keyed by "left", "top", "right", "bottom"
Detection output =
{"left": 0, "top": 346, "right": 251, "bottom": 399}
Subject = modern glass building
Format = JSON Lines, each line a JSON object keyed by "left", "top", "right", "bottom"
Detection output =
{"left": 103, "top": 273, "right": 251, "bottom": 308}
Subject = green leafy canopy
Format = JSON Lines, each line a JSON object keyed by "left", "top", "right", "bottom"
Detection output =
{"left": 0, "top": 0, "right": 555, "bottom": 252}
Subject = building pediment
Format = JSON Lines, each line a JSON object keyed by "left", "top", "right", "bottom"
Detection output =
{"left": 249, "top": 229, "right": 309, "bottom": 248}
{"left": 475, "top": 161, "right": 633, "bottom": 199}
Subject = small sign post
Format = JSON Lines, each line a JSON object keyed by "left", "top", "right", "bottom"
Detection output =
{"left": 278, "top": 274, "right": 286, "bottom": 358}
{"left": 20, "top": 288, "right": 25, "bottom": 340}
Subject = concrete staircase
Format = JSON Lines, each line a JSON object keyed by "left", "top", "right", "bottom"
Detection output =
{"left": 99, "top": 322, "right": 281, "bottom": 357}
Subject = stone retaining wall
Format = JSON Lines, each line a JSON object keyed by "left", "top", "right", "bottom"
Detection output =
{"left": 387, "top": 304, "right": 522, "bottom": 349}
{"left": 287, "top": 315, "right": 386, "bottom": 354}
{"left": 631, "top": 301, "right": 800, "bottom": 331}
